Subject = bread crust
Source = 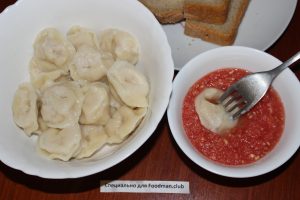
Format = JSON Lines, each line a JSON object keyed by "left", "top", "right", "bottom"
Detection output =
{"left": 153, "top": 8, "right": 184, "bottom": 24}
{"left": 184, "top": 0, "right": 231, "bottom": 24}
{"left": 139, "top": 0, "right": 184, "bottom": 24}
{"left": 185, "top": 20, "right": 234, "bottom": 45}
{"left": 184, "top": 0, "right": 249, "bottom": 45}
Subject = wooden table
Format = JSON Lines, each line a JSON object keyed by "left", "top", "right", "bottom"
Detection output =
{"left": 1, "top": 1, "right": 300, "bottom": 199}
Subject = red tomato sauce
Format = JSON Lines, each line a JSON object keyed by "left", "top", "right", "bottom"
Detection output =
{"left": 182, "top": 68, "right": 285, "bottom": 165}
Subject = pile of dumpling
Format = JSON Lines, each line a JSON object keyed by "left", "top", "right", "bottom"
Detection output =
{"left": 12, "top": 26, "right": 150, "bottom": 161}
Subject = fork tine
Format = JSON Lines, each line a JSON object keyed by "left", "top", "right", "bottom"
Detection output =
{"left": 219, "top": 86, "right": 236, "bottom": 103}
{"left": 223, "top": 92, "right": 240, "bottom": 107}
{"left": 232, "top": 102, "right": 253, "bottom": 120}
{"left": 226, "top": 98, "right": 246, "bottom": 113}
{"left": 232, "top": 108, "right": 244, "bottom": 120}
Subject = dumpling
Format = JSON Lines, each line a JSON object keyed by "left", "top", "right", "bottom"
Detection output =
{"left": 38, "top": 124, "right": 81, "bottom": 161}
{"left": 99, "top": 29, "right": 139, "bottom": 64}
{"left": 101, "top": 51, "right": 115, "bottom": 69}
{"left": 40, "top": 82, "right": 84, "bottom": 129}
{"left": 33, "top": 28, "right": 75, "bottom": 69}
{"left": 67, "top": 26, "right": 115, "bottom": 68}
{"left": 105, "top": 106, "right": 147, "bottom": 144}
{"left": 108, "top": 84, "right": 124, "bottom": 114}
{"left": 67, "top": 26, "right": 100, "bottom": 50}
{"left": 195, "top": 88, "right": 238, "bottom": 134}
{"left": 34, "top": 116, "right": 49, "bottom": 135}
{"left": 29, "top": 58, "right": 69, "bottom": 91}
{"left": 107, "top": 61, "right": 149, "bottom": 108}
{"left": 75, "top": 125, "right": 108, "bottom": 159}
{"left": 69, "top": 46, "right": 108, "bottom": 82}
{"left": 12, "top": 83, "right": 38, "bottom": 136}
{"left": 79, "top": 82, "right": 111, "bottom": 125}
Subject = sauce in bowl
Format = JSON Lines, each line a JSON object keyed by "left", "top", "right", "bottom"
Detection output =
{"left": 182, "top": 68, "right": 285, "bottom": 165}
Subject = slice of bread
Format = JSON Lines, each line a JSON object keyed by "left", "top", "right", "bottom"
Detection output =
{"left": 184, "top": 0, "right": 249, "bottom": 45}
{"left": 139, "top": 0, "right": 184, "bottom": 24}
{"left": 184, "top": 0, "right": 231, "bottom": 24}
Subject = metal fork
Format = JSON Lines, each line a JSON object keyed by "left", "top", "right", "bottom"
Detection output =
{"left": 219, "top": 51, "right": 300, "bottom": 120}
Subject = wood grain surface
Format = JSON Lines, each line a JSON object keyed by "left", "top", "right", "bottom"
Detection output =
{"left": 1, "top": 1, "right": 300, "bottom": 199}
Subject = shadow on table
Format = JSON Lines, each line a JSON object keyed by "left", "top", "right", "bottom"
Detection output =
{"left": 170, "top": 129, "right": 299, "bottom": 187}
{"left": 0, "top": 116, "right": 166, "bottom": 194}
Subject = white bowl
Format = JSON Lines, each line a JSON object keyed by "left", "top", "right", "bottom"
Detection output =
{"left": 0, "top": 0, "right": 174, "bottom": 179}
{"left": 167, "top": 46, "right": 300, "bottom": 178}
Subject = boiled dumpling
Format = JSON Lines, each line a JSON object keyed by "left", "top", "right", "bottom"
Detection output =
{"left": 29, "top": 58, "right": 69, "bottom": 91}
{"left": 79, "top": 82, "right": 111, "bottom": 125}
{"left": 12, "top": 83, "right": 38, "bottom": 136}
{"left": 101, "top": 51, "right": 115, "bottom": 69}
{"left": 105, "top": 106, "right": 147, "bottom": 144}
{"left": 99, "top": 29, "right": 139, "bottom": 64}
{"left": 67, "top": 26, "right": 99, "bottom": 50}
{"left": 107, "top": 61, "right": 149, "bottom": 108}
{"left": 12, "top": 25, "right": 150, "bottom": 161}
{"left": 109, "top": 85, "right": 124, "bottom": 114}
{"left": 69, "top": 46, "right": 107, "bottom": 82}
{"left": 195, "top": 88, "right": 238, "bottom": 134}
{"left": 33, "top": 28, "right": 75, "bottom": 69}
{"left": 38, "top": 124, "right": 81, "bottom": 161}
{"left": 34, "top": 116, "right": 49, "bottom": 135}
{"left": 67, "top": 25, "right": 115, "bottom": 68}
{"left": 40, "top": 82, "right": 84, "bottom": 129}
{"left": 75, "top": 125, "right": 108, "bottom": 159}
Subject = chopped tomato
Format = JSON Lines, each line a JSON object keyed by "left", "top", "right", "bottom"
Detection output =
{"left": 182, "top": 68, "right": 285, "bottom": 165}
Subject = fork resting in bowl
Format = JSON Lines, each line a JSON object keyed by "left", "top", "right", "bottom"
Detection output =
{"left": 219, "top": 51, "right": 300, "bottom": 119}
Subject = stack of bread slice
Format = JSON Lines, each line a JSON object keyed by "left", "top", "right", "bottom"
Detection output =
{"left": 139, "top": 0, "right": 250, "bottom": 45}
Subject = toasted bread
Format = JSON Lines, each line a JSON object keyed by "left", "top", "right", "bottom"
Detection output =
{"left": 185, "top": 0, "right": 249, "bottom": 45}
{"left": 139, "top": 0, "right": 184, "bottom": 24}
{"left": 184, "top": 0, "right": 231, "bottom": 24}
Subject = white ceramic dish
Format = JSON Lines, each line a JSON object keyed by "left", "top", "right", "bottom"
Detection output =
{"left": 167, "top": 46, "right": 300, "bottom": 178}
{"left": 163, "top": 0, "right": 298, "bottom": 70}
{"left": 0, "top": 0, "right": 174, "bottom": 179}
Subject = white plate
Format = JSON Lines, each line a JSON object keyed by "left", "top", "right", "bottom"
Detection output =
{"left": 163, "top": 0, "right": 298, "bottom": 70}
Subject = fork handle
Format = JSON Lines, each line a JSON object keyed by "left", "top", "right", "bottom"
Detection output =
{"left": 269, "top": 51, "right": 300, "bottom": 79}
